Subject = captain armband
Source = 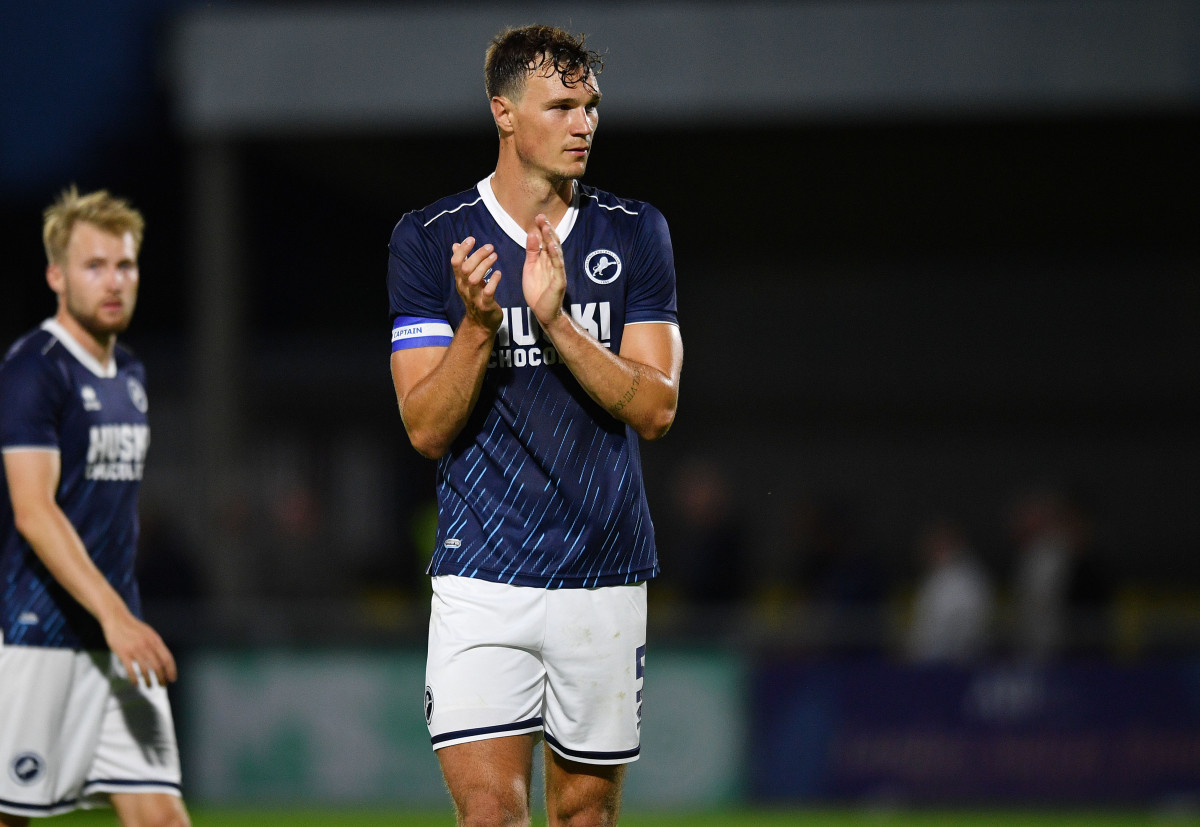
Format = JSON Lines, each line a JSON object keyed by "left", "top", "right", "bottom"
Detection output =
{"left": 392, "top": 316, "right": 454, "bottom": 352}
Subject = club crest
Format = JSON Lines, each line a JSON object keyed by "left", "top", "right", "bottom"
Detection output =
{"left": 127, "top": 377, "right": 149, "bottom": 413}
{"left": 10, "top": 752, "right": 44, "bottom": 785}
{"left": 584, "top": 249, "right": 622, "bottom": 285}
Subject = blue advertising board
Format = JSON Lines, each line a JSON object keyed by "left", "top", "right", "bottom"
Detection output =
{"left": 750, "top": 659, "right": 1200, "bottom": 805}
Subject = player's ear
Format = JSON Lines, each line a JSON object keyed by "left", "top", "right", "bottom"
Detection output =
{"left": 46, "top": 263, "right": 64, "bottom": 296}
{"left": 491, "top": 96, "right": 516, "bottom": 134}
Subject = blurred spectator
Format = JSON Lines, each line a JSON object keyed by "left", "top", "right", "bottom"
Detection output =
{"left": 658, "top": 456, "right": 748, "bottom": 605}
{"left": 794, "top": 496, "right": 887, "bottom": 607}
{"left": 1010, "top": 486, "right": 1071, "bottom": 660}
{"left": 261, "top": 481, "right": 328, "bottom": 599}
{"left": 788, "top": 495, "right": 889, "bottom": 652}
{"left": 136, "top": 502, "right": 204, "bottom": 607}
{"left": 905, "top": 518, "right": 994, "bottom": 663}
{"left": 1009, "top": 485, "right": 1114, "bottom": 660}
{"left": 1058, "top": 490, "right": 1115, "bottom": 656}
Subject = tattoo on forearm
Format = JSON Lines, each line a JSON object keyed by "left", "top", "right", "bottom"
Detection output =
{"left": 610, "top": 365, "right": 643, "bottom": 415}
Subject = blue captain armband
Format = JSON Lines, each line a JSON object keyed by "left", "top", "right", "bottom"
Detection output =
{"left": 392, "top": 316, "right": 454, "bottom": 351}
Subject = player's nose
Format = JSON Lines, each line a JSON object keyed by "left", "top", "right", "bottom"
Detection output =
{"left": 571, "top": 107, "right": 594, "bottom": 134}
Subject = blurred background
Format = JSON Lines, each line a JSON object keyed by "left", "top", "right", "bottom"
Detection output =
{"left": 3, "top": 0, "right": 1199, "bottom": 815}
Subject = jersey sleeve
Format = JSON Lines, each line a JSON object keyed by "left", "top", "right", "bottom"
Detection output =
{"left": 625, "top": 204, "right": 679, "bottom": 326}
{"left": 0, "top": 346, "right": 66, "bottom": 452}
{"left": 387, "top": 212, "right": 455, "bottom": 351}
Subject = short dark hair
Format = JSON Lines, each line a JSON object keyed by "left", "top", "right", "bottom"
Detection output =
{"left": 485, "top": 24, "right": 603, "bottom": 101}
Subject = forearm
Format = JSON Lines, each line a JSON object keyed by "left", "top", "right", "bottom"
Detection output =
{"left": 5, "top": 450, "right": 174, "bottom": 684}
{"left": 15, "top": 505, "right": 132, "bottom": 628}
{"left": 397, "top": 317, "right": 497, "bottom": 458}
{"left": 541, "top": 314, "right": 679, "bottom": 440}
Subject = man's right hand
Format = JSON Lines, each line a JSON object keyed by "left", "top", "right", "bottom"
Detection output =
{"left": 452, "top": 236, "right": 503, "bottom": 331}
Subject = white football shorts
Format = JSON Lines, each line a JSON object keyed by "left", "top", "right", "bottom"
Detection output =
{"left": 0, "top": 644, "right": 183, "bottom": 818}
{"left": 426, "top": 575, "right": 647, "bottom": 765}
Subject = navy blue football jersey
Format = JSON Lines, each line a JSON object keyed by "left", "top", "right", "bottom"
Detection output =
{"left": 388, "top": 177, "right": 678, "bottom": 588}
{"left": 0, "top": 320, "right": 150, "bottom": 649}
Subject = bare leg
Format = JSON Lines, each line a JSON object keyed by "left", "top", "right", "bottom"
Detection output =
{"left": 543, "top": 743, "right": 626, "bottom": 827}
{"left": 110, "top": 792, "right": 190, "bottom": 827}
{"left": 0, "top": 813, "right": 30, "bottom": 827}
{"left": 438, "top": 734, "right": 537, "bottom": 827}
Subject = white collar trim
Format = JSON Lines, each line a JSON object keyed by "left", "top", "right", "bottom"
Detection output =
{"left": 477, "top": 175, "right": 579, "bottom": 247}
{"left": 40, "top": 318, "right": 116, "bottom": 378}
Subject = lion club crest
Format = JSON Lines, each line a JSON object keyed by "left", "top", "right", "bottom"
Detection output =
{"left": 584, "top": 249, "right": 622, "bottom": 285}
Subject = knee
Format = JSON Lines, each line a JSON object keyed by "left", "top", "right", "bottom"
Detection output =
{"left": 455, "top": 790, "right": 530, "bottom": 827}
{"left": 549, "top": 785, "right": 621, "bottom": 827}
{"left": 549, "top": 804, "right": 620, "bottom": 827}
{"left": 546, "top": 762, "right": 623, "bottom": 827}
